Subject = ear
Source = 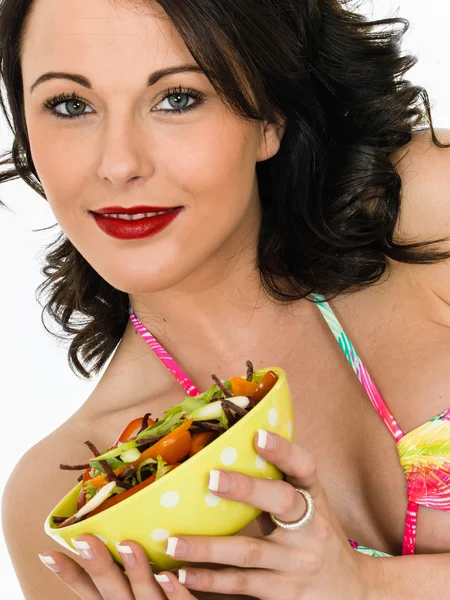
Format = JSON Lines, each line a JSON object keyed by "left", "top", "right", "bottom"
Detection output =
{"left": 256, "top": 114, "right": 287, "bottom": 162}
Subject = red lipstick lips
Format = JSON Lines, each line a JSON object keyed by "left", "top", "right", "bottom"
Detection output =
{"left": 91, "top": 206, "right": 183, "bottom": 240}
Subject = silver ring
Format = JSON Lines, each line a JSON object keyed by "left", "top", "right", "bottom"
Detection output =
{"left": 270, "top": 488, "right": 314, "bottom": 531}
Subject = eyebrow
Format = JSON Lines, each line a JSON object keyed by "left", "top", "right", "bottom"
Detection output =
{"left": 29, "top": 64, "right": 205, "bottom": 94}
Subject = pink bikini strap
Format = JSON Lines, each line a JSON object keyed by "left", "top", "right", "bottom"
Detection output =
{"left": 312, "top": 294, "right": 404, "bottom": 441}
{"left": 129, "top": 302, "right": 201, "bottom": 396}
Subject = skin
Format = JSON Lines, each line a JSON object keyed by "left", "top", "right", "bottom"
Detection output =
{"left": 8, "top": 0, "right": 450, "bottom": 597}
{"left": 22, "top": 0, "right": 287, "bottom": 365}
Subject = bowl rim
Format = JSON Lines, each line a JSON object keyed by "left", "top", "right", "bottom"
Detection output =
{"left": 45, "top": 366, "right": 288, "bottom": 533}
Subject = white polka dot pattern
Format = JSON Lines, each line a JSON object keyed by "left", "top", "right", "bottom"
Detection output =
{"left": 288, "top": 420, "right": 293, "bottom": 439}
{"left": 256, "top": 455, "right": 266, "bottom": 469}
{"left": 221, "top": 447, "right": 238, "bottom": 466}
{"left": 160, "top": 491, "right": 180, "bottom": 508}
{"left": 205, "top": 492, "right": 222, "bottom": 507}
{"left": 151, "top": 529, "right": 171, "bottom": 542}
{"left": 268, "top": 407, "right": 278, "bottom": 426}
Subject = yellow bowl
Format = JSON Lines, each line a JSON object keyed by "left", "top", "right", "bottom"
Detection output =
{"left": 44, "top": 367, "right": 294, "bottom": 572}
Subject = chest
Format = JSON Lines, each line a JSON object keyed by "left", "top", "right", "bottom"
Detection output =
{"left": 274, "top": 299, "right": 450, "bottom": 555}
{"left": 87, "top": 294, "right": 450, "bottom": 557}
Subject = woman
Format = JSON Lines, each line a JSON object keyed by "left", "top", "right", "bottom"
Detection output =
{"left": 1, "top": 0, "right": 450, "bottom": 598}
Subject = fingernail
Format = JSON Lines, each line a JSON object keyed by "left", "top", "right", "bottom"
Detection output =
{"left": 155, "top": 573, "right": 175, "bottom": 593}
{"left": 71, "top": 538, "right": 95, "bottom": 560}
{"left": 178, "top": 569, "right": 198, "bottom": 585}
{"left": 38, "top": 554, "right": 60, "bottom": 573}
{"left": 257, "top": 429, "right": 276, "bottom": 450}
{"left": 208, "top": 469, "right": 233, "bottom": 493}
{"left": 165, "top": 537, "right": 188, "bottom": 558}
{"left": 116, "top": 543, "right": 136, "bottom": 566}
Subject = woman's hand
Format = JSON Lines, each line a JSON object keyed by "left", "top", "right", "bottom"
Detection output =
{"left": 39, "top": 535, "right": 196, "bottom": 599}
{"left": 39, "top": 430, "right": 383, "bottom": 599}
{"left": 161, "top": 431, "right": 384, "bottom": 600}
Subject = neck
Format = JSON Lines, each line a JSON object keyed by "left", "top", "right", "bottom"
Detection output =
{"left": 101, "top": 224, "right": 313, "bottom": 401}
{"left": 128, "top": 243, "right": 293, "bottom": 361}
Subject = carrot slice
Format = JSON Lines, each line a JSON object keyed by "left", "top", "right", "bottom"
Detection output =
{"left": 230, "top": 377, "right": 258, "bottom": 397}
{"left": 87, "top": 466, "right": 128, "bottom": 489}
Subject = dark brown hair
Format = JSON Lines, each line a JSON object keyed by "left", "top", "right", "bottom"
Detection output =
{"left": 1, "top": 0, "right": 449, "bottom": 380}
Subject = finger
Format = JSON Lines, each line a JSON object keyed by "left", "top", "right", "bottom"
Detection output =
{"left": 38, "top": 551, "right": 104, "bottom": 600}
{"left": 116, "top": 541, "right": 195, "bottom": 599}
{"left": 176, "top": 566, "right": 277, "bottom": 598}
{"left": 153, "top": 571, "right": 199, "bottom": 598}
{"left": 164, "top": 534, "right": 298, "bottom": 571}
{"left": 71, "top": 535, "right": 135, "bottom": 600}
{"left": 253, "top": 430, "right": 323, "bottom": 499}
{"left": 207, "top": 467, "right": 309, "bottom": 526}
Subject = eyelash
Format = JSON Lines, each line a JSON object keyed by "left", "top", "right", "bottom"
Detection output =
{"left": 42, "top": 86, "right": 205, "bottom": 120}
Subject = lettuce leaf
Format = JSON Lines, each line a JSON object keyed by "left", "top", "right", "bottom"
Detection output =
{"left": 155, "top": 455, "right": 171, "bottom": 480}
{"left": 84, "top": 480, "right": 100, "bottom": 501}
{"left": 88, "top": 457, "right": 125, "bottom": 477}
{"left": 182, "top": 396, "right": 206, "bottom": 414}
{"left": 135, "top": 411, "right": 186, "bottom": 440}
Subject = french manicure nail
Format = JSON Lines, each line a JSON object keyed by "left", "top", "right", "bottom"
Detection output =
{"left": 155, "top": 573, "right": 175, "bottom": 593}
{"left": 209, "top": 469, "right": 232, "bottom": 492}
{"left": 38, "top": 554, "right": 60, "bottom": 573}
{"left": 71, "top": 538, "right": 95, "bottom": 560}
{"left": 116, "top": 543, "right": 136, "bottom": 566}
{"left": 166, "top": 537, "right": 179, "bottom": 557}
{"left": 257, "top": 429, "right": 276, "bottom": 450}
{"left": 166, "top": 537, "right": 189, "bottom": 558}
{"left": 178, "top": 569, "right": 197, "bottom": 585}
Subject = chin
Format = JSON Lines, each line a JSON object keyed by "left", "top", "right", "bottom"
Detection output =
{"left": 99, "top": 262, "right": 198, "bottom": 296}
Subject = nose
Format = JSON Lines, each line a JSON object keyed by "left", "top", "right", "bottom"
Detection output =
{"left": 97, "top": 116, "right": 154, "bottom": 188}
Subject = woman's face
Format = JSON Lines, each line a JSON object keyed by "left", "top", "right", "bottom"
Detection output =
{"left": 21, "top": 0, "right": 284, "bottom": 295}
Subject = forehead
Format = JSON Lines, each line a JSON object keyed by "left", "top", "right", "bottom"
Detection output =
{"left": 21, "top": 0, "right": 193, "bottom": 87}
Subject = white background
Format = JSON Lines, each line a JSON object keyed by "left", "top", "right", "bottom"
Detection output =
{"left": 1, "top": 1, "right": 449, "bottom": 597}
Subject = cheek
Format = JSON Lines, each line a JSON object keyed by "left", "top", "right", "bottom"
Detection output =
{"left": 26, "top": 117, "right": 89, "bottom": 214}
{"left": 163, "top": 117, "right": 258, "bottom": 220}
{"left": 24, "top": 109, "right": 259, "bottom": 291}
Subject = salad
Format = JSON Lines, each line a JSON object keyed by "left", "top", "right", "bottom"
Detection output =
{"left": 54, "top": 361, "right": 278, "bottom": 528}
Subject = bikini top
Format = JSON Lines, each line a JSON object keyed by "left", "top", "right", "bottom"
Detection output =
{"left": 128, "top": 294, "right": 450, "bottom": 556}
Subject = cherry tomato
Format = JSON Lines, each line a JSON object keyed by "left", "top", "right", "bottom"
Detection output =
{"left": 113, "top": 415, "right": 155, "bottom": 447}
{"left": 134, "top": 430, "right": 192, "bottom": 466}
{"left": 253, "top": 371, "right": 278, "bottom": 402}
{"left": 189, "top": 431, "right": 217, "bottom": 457}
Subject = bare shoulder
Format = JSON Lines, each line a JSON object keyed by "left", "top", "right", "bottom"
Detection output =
{"left": 391, "top": 127, "right": 450, "bottom": 302}
{"left": 393, "top": 127, "right": 450, "bottom": 244}
{"left": 1, "top": 419, "right": 93, "bottom": 599}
